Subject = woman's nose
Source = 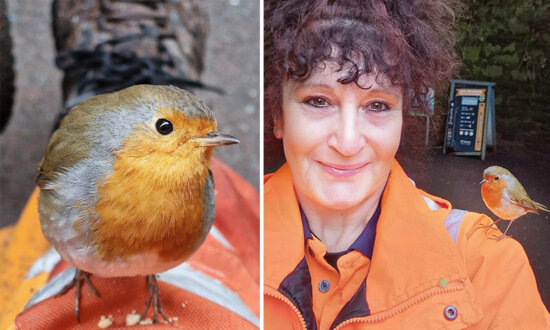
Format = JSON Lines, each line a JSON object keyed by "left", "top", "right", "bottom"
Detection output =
{"left": 327, "top": 106, "right": 366, "bottom": 156}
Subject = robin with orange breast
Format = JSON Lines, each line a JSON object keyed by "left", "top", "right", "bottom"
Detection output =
{"left": 36, "top": 84, "right": 238, "bottom": 323}
{"left": 479, "top": 165, "right": 549, "bottom": 241}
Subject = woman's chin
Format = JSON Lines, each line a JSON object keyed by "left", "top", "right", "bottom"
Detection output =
{"left": 317, "top": 186, "right": 371, "bottom": 210}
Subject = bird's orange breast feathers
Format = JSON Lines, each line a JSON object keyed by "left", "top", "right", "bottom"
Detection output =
{"left": 481, "top": 177, "right": 506, "bottom": 211}
{"left": 77, "top": 111, "right": 217, "bottom": 262}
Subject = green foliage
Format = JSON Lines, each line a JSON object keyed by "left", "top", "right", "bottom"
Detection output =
{"left": 454, "top": 0, "right": 550, "bottom": 151}
{"left": 463, "top": 45, "right": 481, "bottom": 62}
{"left": 482, "top": 65, "right": 503, "bottom": 79}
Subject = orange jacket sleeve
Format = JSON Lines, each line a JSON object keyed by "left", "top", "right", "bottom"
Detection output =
{"left": 458, "top": 212, "right": 550, "bottom": 329}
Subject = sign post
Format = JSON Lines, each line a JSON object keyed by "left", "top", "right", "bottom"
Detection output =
{"left": 409, "top": 89, "right": 435, "bottom": 146}
{"left": 443, "top": 80, "right": 496, "bottom": 160}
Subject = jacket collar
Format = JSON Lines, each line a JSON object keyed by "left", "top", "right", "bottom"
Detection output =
{"left": 264, "top": 160, "right": 471, "bottom": 311}
{"left": 300, "top": 202, "right": 380, "bottom": 259}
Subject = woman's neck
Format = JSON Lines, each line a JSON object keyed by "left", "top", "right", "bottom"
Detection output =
{"left": 297, "top": 183, "right": 385, "bottom": 253}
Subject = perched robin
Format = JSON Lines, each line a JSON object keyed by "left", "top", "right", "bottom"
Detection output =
{"left": 479, "top": 165, "right": 549, "bottom": 241}
{"left": 36, "top": 84, "right": 238, "bottom": 323}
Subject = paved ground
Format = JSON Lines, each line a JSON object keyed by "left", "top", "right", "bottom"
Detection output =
{"left": 0, "top": 0, "right": 259, "bottom": 227}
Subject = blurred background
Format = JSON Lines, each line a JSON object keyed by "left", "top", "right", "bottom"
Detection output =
{"left": 0, "top": 0, "right": 259, "bottom": 227}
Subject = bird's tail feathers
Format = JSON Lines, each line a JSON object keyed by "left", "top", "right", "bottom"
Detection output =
{"left": 533, "top": 201, "right": 550, "bottom": 213}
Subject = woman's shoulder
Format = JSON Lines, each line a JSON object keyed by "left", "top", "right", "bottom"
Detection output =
{"left": 451, "top": 210, "right": 550, "bottom": 327}
{"left": 447, "top": 209, "right": 539, "bottom": 301}
{"left": 439, "top": 207, "right": 527, "bottom": 258}
{"left": 455, "top": 210, "right": 528, "bottom": 261}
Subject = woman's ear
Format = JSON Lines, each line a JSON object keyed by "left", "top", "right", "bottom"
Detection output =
{"left": 273, "top": 118, "right": 282, "bottom": 139}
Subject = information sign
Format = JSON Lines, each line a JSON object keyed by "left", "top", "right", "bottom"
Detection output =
{"left": 443, "top": 80, "right": 496, "bottom": 160}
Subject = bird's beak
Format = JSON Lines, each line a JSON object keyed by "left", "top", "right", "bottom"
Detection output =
{"left": 193, "top": 131, "right": 239, "bottom": 147}
{"left": 480, "top": 179, "right": 488, "bottom": 184}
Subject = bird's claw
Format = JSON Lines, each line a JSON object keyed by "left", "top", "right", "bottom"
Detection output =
{"left": 476, "top": 223, "right": 496, "bottom": 234}
{"left": 489, "top": 233, "right": 510, "bottom": 241}
{"left": 476, "top": 218, "right": 504, "bottom": 237}
{"left": 140, "top": 274, "right": 171, "bottom": 324}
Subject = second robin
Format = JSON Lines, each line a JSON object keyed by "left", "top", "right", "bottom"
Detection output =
{"left": 37, "top": 84, "right": 238, "bottom": 322}
{"left": 479, "top": 165, "right": 549, "bottom": 241}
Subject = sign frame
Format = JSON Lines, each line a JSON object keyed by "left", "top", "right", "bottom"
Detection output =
{"left": 443, "top": 79, "right": 496, "bottom": 160}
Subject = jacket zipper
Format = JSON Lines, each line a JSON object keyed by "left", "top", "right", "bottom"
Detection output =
{"left": 264, "top": 288, "right": 307, "bottom": 330}
{"left": 333, "top": 281, "right": 465, "bottom": 329}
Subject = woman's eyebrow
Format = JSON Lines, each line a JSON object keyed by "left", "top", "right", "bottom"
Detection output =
{"left": 292, "top": 82, "right": 334, "bottom": 92}
{"left": 292, "top": 81, "right": 401, "bottom": 101}
{"left": 366, "top": 88, "right": 401, "bottom": 100}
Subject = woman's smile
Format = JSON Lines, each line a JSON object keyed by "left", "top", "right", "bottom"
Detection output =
{"left": 317, "top": 161, "right": 369, "bottom": 177}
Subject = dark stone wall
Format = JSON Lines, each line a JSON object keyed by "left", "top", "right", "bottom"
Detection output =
{"left": 454, "top": 0, "right": 550, "bottom": 152}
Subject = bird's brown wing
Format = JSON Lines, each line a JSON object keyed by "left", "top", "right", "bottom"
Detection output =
{"left": 506, "top": 191, "right": 538, "bottom": 214}
{"left": 532, "top": 200, "right": 550, "bottom": 213}
{"left": 505, "top": 177, "right": 538, "bottom": 213}
{"left": 517, "top": 196, "right": 540, "bottom": 214}
{"left": 36, "top": 107, "right": 93, "bottom": 188}
{"left": 506, "top": 177, "right": 547, "bottom": 214}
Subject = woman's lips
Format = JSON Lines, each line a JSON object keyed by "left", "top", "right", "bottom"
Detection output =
{"left": 318, "top": 161, "right": 369, "bottom": 177}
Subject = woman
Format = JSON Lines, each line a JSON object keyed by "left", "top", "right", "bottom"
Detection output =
{"left": 264, "top": 0, "right": 549, "bottom": 329}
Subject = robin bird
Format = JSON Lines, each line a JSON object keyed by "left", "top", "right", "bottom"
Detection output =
{"left": 36, "top": 84, "right": 239, "bottom": 323}
{"left": 479, "top": 165, "right": 549, "bottom": 241}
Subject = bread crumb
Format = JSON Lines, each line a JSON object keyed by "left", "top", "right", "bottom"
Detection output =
{"left": 139, "top": 318, "right": 153, "bottom": 325}
{"left": 98, "top": 315, "right": 113, "bottom": 328}
{"left": 125, "top": 310, "right": 140, "bottom": 326}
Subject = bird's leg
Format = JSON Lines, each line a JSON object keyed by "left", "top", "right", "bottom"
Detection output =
{"left": 140, "top": 274, "right": 170, "bottom": 324}
{"left": 476, "top": 218, "right": 502, "bottom": 234}
{"left": 81, "top": 271, "right": 99, "bottom": 296}
{"left": 56, "top": 269, "right": 100, "bottom": 323}
{"left": 141, "top": 277, "right": 153, "bottom": 320}
{"left": 490, "top": 221, "right": 514, "bottom": 241}
{"left": 74, "top": 275, "right": 81, "bottom": 322}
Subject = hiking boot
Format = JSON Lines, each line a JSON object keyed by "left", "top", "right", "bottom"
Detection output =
{"left": 52, "top": 0, "right": 212, "bottom": 110}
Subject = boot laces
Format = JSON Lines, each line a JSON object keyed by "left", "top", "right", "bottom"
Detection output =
{"left": 55, "top": 0, "right": 222, "bottom": 109}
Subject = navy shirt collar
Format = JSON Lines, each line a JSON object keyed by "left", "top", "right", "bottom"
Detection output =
{"left": 300, "top": 202, "right": 380, "bottom": 259}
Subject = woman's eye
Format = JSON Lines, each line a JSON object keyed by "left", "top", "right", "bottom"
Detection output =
{"left": 305, "top": 97, "right": 329, "bottom": 107}
{"left": 366, "top": 101, "right": 390, "bottom": 112}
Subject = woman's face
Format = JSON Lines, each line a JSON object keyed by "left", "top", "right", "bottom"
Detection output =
{"left": 277, "top": 63, "right": 403, "bottom": 212}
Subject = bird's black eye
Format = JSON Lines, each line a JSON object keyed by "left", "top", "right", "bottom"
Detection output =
{"left": 155, "top": 118, "right": 173, "bottom": 135}
{"left": 495, "top": 176, "right": 500, "bottom": 181}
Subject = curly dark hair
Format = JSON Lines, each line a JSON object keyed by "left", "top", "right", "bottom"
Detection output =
{"left": 264, "top": 0, "right": 461, "bottom": 171}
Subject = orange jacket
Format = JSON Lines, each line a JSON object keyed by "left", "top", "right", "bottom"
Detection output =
{"left": 264, "top": 160, "right": 549, "bottom": 329}
{"left": 0, "top": 158, "right": 259, "bottom": 329}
